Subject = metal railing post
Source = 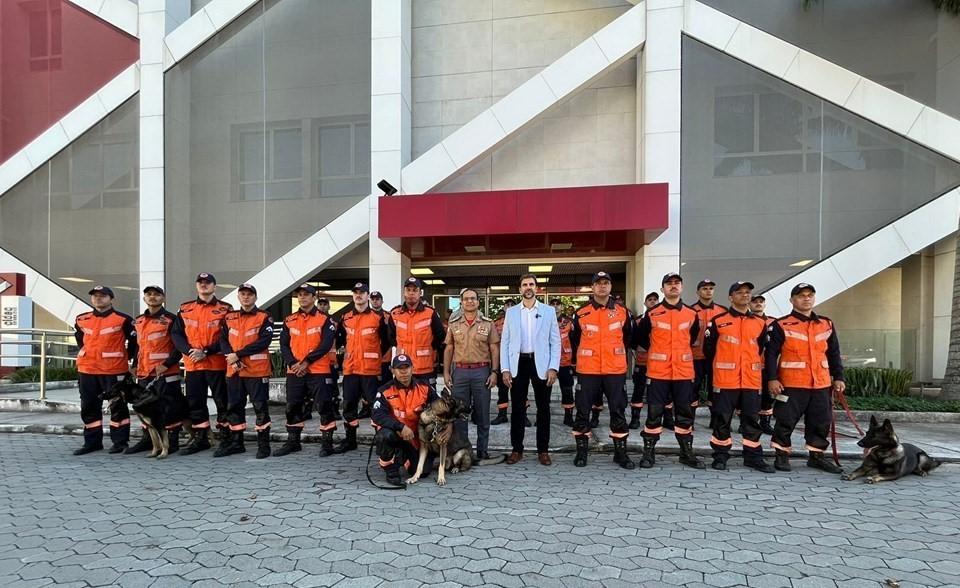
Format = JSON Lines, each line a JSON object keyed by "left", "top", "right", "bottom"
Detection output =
{"left": 39, "top": 331, "right": 47, "bottom": 401}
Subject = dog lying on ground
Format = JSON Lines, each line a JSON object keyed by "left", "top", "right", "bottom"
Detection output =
{"left": 406, "top": 389, "right": 504, "bottom": 486}
{"left": 842, "top": 415, "right": 941, "bottom": 484}
{"left": 103, "top": 376, "right": 192, "bottom": 459}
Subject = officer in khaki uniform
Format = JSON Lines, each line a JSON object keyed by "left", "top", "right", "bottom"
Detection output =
{"left": 443, "top": 288, "right": 501, "bottom": 460}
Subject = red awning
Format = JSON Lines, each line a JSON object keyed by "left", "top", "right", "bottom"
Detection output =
{"left": 378, "top": 183, "right": 669, "bottom": 260}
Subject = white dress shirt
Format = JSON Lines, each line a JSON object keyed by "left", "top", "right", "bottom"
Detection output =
{"left": 520, "top": 303, "right": 537, "bottom": 353}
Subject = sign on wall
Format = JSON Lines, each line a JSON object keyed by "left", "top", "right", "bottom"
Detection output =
{"left": 1, "top": 274, "right": 32, "bottom": 368}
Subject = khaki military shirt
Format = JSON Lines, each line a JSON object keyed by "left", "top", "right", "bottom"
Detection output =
{"left": 444, "top": 314, "right": 500, "bottom": 365}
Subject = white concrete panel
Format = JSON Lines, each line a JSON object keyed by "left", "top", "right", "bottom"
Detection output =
{"left": 371, "top": 94, "right": 404, "bottom": 152}
{"left": 138, "top": 168, "right": 165, "bottom": 221}
{"left": 829, "top": 227, "right": 911, "bottom": 290}
{"left": 222, "top": 258, "right": 295, "bottom": 309}
{"left": 372, "top": 0, "right": 403, "bottom": 39}
{"left": 98, "top": 0, "right": 139, "bottom": 37}
{"left": 644, "top": 5, "right": 680, "bottom": 73}
{"left": 783, "top": 51, "right": 860, "bottom": 108}
{"left": 541, "top": 38, "right": 611, "bottom": 99}
{"left": 372, "top": 37, "right": 404, "bottom": 96}
{"left": 325, "top": 199, "right": 372, "bottom": 251}
{"left": 0, "top": 153, "right": 33, "bottom": 195}
{"left": 933, "top": 315, "right": 950, "bottom": 379}
{"left": 893, "top": 190, "right": 960, "bottom": 253}
{"left": 29, "top": 272, "right": 86, "bottom": 323}
{"left": 139, "top": 64, "right": 164, "bottom": 118}
{"left": 907, "top": 108, "right": 960, "bottom": 162}
{"left": 139, "top": 271, "right": 165, "bottom": 292}
{"left": 282, "top": 229, "right": 341, "bottom": 276}
{"left": 61, "top": 94, "right": 108, "bottom": 141}
{"left": 844, "top": 78, "right": 925, "bottom": 137}
{"left": 647, "top": 0, "right": 681, "bottom": 8}
{"left": 139, "top": 11, "right": 166, "bottom": 65}
{"left": 201, "top": 0, "right": 258, "bottom": 31}
{"left": 682, "top": 0, "right": 739, "bottom": 51}
{"left": 643, "top": 69, "right": 680, "bottom": 134}
{"left": 139, "top": 220, "right": 165, "bottom": 273}
{"left": 643, "top": 131, "right": 680, "bottom": 188}
{"left": 163, "top": 9, "right": 216, "bottom": 66}
{"left": 764, "top": 260, "right": 846, "bottom": 310}
{"left": 22, "top": 124, "right": 69, "bottom": 169}
{"left": 592, "top": 3, "right": 645, "bottom": 64}
{"left": 489, "top": 74, "right": 557, "bottom": 137}
{"left": 96, "top": 64, "right": 140, "bottom": 113}
{"left": 441, "top": 109, "right": 506, "bottom": 169}
{"left": 401, "top": 143, "right": 458, "bottom": 194}
{"left": 67, "top": 0, "right": 106, "bottom": 16}
{"left": 139, "top": 115, "right": 164, "bottom": 169}
{"left": 724, "top": 23, "right": 799, "bottom": 79}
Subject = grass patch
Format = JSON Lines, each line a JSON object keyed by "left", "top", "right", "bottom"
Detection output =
{"left": 845, "top": 395, "right": 960, "bottom": 413}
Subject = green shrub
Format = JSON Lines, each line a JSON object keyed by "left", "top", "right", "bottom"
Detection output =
{"left": 8, "top": 366, "right": 78, "bottom": 383}
{"left": 845, "top": 395, "right": 960, "bottom": 413}
{"left": 271, "top": 351, "right": 286, "bottom": 378}
{"left": 844, "top": 367, "right": 912, "bottom": 397}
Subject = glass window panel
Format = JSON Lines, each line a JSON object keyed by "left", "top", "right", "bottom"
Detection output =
{"left": 265, "top": 180, "right": 301, "bottom": 200}
{"left": 318, "top": 125, "right": 352, "bottom": 177}
{"left": 681, "top": 37, "right": 960, "bottom": 295}
{"left": 354, "top": 123, "right": 370, "bottom": 174}
{"left": 103, "top": 143, "right": 133, "bottom": 190}
{"left": 272, "top": 128, "right": 302, "bottom": 180}
{"left": 239, "top": 131, "right": 265, "bottom": 182}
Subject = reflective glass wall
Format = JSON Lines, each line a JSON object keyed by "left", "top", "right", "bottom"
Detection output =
{"left": 164, "top": 0, "right": 371, "bottom": 304}
{"left": 0, "top": 99, "right": 140, "bottom": 313}
{"left": 680, "top": 37, "right": 960, "bottom": 292}
{"left": 702, "top": 0, "right": 960, "bottom": 120}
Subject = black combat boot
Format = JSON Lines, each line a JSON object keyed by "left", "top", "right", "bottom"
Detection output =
{"left": 807, "top": 451, "right": 843, "bottom": 474}
{"left": 167, "top": 427, "right": 182, "bottom": 454}
{"left": 744, "top": 454, "right": 776, "bottom": 473}
{"left": 628, "top": 407, "right": 642, "bottom": 430}
{"left": 638, "top": 437, "right": 657, "bottom": 469}
{"left": 573, "top": 435, "right": 589, "bottom": 467}
{"left": 774, "top": 449, "right": 791, "bottom": 472}
{"left": 758, "top": 415, "right": 775, "bottom": 435}
{"left": 256, "top": 431, "right": 271, "bottom": 459}
{"left": 711, "top": 453, "right": 729, "bottom": 471}
{"left": 213, "top": 430, "right": 244, "bottom": 457}
{"left": 274, "top": 427, "right": 302, "bottom": 457}
{"left": 125, "top": 433, "right": 152, "bottom": 454}
{"left": 384, "top": 463, "right": 404, "bottom": 487}
{"left": 562, "top": 408, "right": 574, "bottom": 427}
{"left": 678, "top": 438, "right": 706, "bottom": 469}
{"left": 180, "top": 428, "right": 210, "bottom": 455}
{"left": 491, "top": 407, "right": 508, "bottom": 425}
{"left": 335, "top": 425, "right": 358, "bottom": 454}
{"left": 612, "top": 437, "right": 635, "bottom": 470}
{"left": 318, "top": 430, "right": 338, "bottom": 457}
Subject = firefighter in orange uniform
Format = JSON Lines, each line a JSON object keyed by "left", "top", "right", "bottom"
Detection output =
{"left": 335, "top": 282, "right": 392, "bottom": 453}
{"left": 216, "top": 283, "right": 274, "bottom": 459}
{"left": 550, "top": 299, "right": 576, "bottom": 427}
{"left": 691, "top": 278, "right": 727, "bottom": 408}
{"left": 370, "top": 291, "right": 394, "bottom": 384}
{"left": 765, "top": 283, "right": 845, "bottom": 474}
{"left": 629, "top": 292, "right": 660, "bottom": 429}
{"left": 749, "top": 294, "right": 776, "bottom": 435}
{"left": 390, "top": 277, "right": 446, "bottom": 390}
{"left": 371, "top": 354, "right": 443, "bottom": 487}
{"left": 171, "top": 272, "right": 233, "bottom": 455}
{"left": 275, "top": 284, "right": 338, "bottom": 458}
{"left": 570, "top": 272, "right": 635, "bottom": 469}
{"left": 72, "top": 286, "right": 138, "bottom": 455}
{"left": 635, "top": 273, "right": 705, "bottom": 469}
{"left": 703, "top": 281, "right": 775, "bottom": 472}
{"left": 127, "top": 285, "right": 186, "bottom": 455}
{"left": 491, "top": 299, "right": 513, "bottom": 425}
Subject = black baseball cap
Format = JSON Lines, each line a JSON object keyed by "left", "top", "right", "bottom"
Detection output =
{"left": 661, "top": 272, "right": 682, "bottom": 285}
{"left": 790, "top": 283, "right": 816, "bottom": 296}
{"left": 143, "top": 285, "right": 164, "bottom": 295}
{"left": 404, "top": 277, "right": 423, "bottom": 289}
{"left": 592, "top": 271, "right": 612, "bottom": 283}
{"left": 391, "top": 354, "right": 412, "bottom": 368}
{"left": 697, "top": 278, "right": 717, "bottom": 289}
{"left": 238, "top": 283, "right": 257, "bottom": 294}
{"left": 317, "top": 297, "right": 329, "bottom": 304}
{"left": 751, "top": 294, "right": 766, "bottom": 303}
{"left": 645, "top": 291, "right": 660, "bottom": 301}
{"left": 88, "top": 285, "right": 115, "bottom": 298}
{"left": 549, "top": 298, "right": 561, "bottom": 305}
{"left": 352, "top": 282, "right": 369, "bottom": 293}
{"left": 370, "top": 291, "right": 383, "bottom": 299}
{"left": 728, "top": 281, "right": 754, "bottom": 295}
{"left": 195, "top": 272, "right": 216, "bottom": 283}
{"left": 293, "top": 283, "right": 316, "bottom": 295}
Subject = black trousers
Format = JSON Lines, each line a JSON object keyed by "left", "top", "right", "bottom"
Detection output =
{"left": 79, "top": 373, "right": 130, "bottom": 447}
{"left": 375, "top": 428, "right": 419, "bottom": 473}
{"left": 631, "top": 365, "right": 647, "bottom": 408}
{"left": 380, "top": 362, "right": 392, "bottom": 384}
{"left": 574, "top": 374, "right": 628, "bottom": 437}
{"left": 226, "top": 376, "right": 271, "bottom": 431}
{"left": 643, "top": 378, "right": 697, "bottom": 442}
{"left": 693, "top": 359, "right": 712, "bottom": 405}
{"left": 558, "top": 366, "right": 575, "bottom": 409}
{"left": 496, "top": 370, "right": 509, "bottom": 409}
{"left": 136, "top": 375, "right": 188, "bottom": 430}
{"left": 772, "top": 387, "right": 832, "bottom": 453}
{"left": 510, "top": 355, "right": 551, "bottom": 453}
{"left": 342, "top": 375, "right": 379, "bottom": 427}
{"left": 285, "top": 374, "right": 336, "bottom": 430}
{"left": 759, "top": 374, "right": 774, "bottom": 417}
{"left": 184, "top": 370, "right": 228, "bottom": 430}
{"left": 710, "top": 389, "right": 762, "bottom": 458}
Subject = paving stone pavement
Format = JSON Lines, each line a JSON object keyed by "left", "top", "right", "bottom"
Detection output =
{"left": 1, "top": 435, "right": 960, "bottom": 587}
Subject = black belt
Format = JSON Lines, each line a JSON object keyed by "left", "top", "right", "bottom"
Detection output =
{"left": 519, "top": 352, "right": 535, "bottom": 359}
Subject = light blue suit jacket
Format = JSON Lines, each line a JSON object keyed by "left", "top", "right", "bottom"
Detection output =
{"left": 499, "top": 301, "right": 561, "bottom": 379}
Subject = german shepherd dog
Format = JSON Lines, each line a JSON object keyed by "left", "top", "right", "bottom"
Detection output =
{"left": 842, "top": 415, "right": 941, "bottom": 484}
{"left": 407, "top": 389, "right": 476, "bottom": 486}
{"left": 103, "top": 375, "right": 192, "bottom": 459}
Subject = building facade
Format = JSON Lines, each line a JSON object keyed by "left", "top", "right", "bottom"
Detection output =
{"left": 1, "top": 0, "right": 959, "bottom": 380}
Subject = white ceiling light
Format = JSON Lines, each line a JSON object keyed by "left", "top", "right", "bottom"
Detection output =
{"left": 789, "top": 259, "right": 814, "bottom": 267}
{"left": 411, "top": 268, "right": 434, "bottom": 275}
{"left": 550, "top": 243, "right": 572, "bottom": 251}
{"left": 60, "top": 277, "right": 94, "bottom": 283}
{"left": 423, "top": 279, "right": 445, "bottom": 285}
{"left": 464, "top": 245, "right": 486, "bottom": 253}
{"left": 528, "top": 265, "right": 552, "bottom": 272}
{"left": 490, "top": 286, "right": 510, "bottom": 291}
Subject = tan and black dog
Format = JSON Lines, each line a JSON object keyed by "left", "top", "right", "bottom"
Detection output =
{"left": 842, "top": 415, "right": 941, "bottom": 484}
{"left": 104, "top": 376, "right": 192, "bottom": 459}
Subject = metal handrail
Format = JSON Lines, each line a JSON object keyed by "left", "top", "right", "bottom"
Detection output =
{"left": 1, "top": 328, "right": 77, "bottom": 401}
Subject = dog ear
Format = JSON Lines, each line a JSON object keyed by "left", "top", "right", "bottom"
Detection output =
{"left": 882, "top": 418, "right": 893, "bottom": 431}
{"left": 869, "top": 414, "right": 879, "bottom": 428}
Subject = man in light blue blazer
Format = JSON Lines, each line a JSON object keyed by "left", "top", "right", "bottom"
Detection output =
{"left": 500, "top": 274, "right": 561, "bottom": 465}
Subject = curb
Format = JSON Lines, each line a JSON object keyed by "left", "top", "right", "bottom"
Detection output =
{"left": 3, "top": 425, "right": 957, "bottom": 463}
{"left": 0, "top": 381, "right": 77, "bottom": 394}
{"left": 0, "top": 398, "right": 80, "bottom": 413}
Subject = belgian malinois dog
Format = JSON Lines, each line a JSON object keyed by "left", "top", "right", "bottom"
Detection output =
{"left": 103, "top": 376, "right": 192, "bottom": 459}
{"left": 842, "top": 415, "right": 941, "bottom": 484}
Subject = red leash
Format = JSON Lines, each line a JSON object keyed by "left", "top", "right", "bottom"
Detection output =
{"left": 830, "top": 387, "right": 863, "bottom": 466}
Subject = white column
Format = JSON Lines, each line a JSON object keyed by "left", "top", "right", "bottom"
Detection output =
{"left": 638, "top": 0, "right": 682, "bottom": 297}
{"left": 368, "top": 0, "right": 412, "bottom": 309}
